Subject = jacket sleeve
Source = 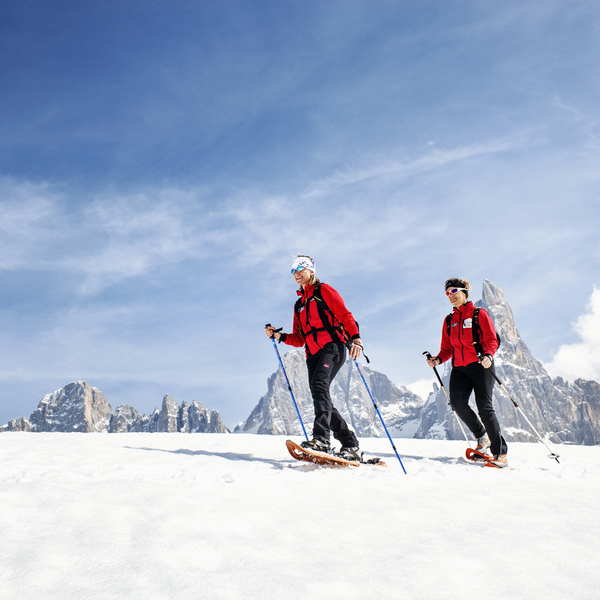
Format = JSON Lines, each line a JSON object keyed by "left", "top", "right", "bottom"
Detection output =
{"left": 436, "top": 318, "right": 453, "bottom": 364}
{"left": 478, "top": 309, "right": 499, "bottom": 357}
{"left": 320, "top": 284, "right": 361, "bottom": 340}
{"left": 280, "top": 309, "right": 306, "bottom": 348}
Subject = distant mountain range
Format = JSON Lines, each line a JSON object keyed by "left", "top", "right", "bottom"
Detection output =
{"left": 0, "top": 381, "right": 227, "bottom": 434}
{"left": 3, "top": 280, "right": 599, "bottom": 444}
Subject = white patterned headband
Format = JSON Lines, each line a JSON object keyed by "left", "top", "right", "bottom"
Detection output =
{"left": 291, "top": 256, "right": 316, "bottom": 274}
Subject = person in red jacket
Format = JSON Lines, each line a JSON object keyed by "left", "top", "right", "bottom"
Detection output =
{"left": 265, "top": 255, "right": 364, "bottom": 461}
{"left": 427, "top": 277, "right": 508, "bottom": 468}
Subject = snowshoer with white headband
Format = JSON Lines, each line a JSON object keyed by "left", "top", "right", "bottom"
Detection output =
{"left": 426, "top": 277, "right": 508, "bottom": 468}
{"left": 265, "top": 255, "right": 363, "bottom": 461}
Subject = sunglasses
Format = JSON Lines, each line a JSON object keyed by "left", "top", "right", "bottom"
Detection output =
{"left": 291, "top": 265, "right": 308, "bottom": 274}
{"left": 446, "top": 287, "right": 467, "bottom": 296}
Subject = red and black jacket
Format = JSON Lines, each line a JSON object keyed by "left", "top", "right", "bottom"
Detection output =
{"left": 436, "top": 302, "right": 499, "bottom": 367}
{"left": 280, "top": 283, "right": 360, "bottom": 356}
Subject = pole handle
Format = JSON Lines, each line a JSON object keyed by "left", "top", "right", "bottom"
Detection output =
{"left": 423, "top": 351, "right": 445, "bottom": 392}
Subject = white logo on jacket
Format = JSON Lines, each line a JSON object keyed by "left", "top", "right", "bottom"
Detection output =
{"left": 463, "top": 318, "right": 472, "bottom": 328}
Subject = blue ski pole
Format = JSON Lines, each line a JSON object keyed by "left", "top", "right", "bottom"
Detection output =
{"left": 265, "top": 324, "right": 309, "bottom": 441}
{"left": 352, "top": 358, "right": 407, "bottom": 474}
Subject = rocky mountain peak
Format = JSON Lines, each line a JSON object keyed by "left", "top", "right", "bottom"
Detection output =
{"left": 158, "top": 394, "right": 179, "bottom": 433}
{"left": 28, "top": 381, "right": 113, "bottom": 433}
{"left": 480, "top": 279, "right": 519, "bottom": 343}
{"left": 481, "top": 278, "right": 505, "bottom": 307}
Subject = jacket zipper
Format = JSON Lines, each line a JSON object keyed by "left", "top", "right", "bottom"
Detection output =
{"left": 456, "top": 308, "right": 465, "bottom": 364}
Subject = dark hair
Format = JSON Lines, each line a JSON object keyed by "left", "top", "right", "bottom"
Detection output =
{"left": 444, "top": 277, "right": 470, "bottom": 299}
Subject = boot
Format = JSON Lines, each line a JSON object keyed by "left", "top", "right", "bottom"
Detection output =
{"left": 301, "top": 437, "right": 330, "bottom": 453}
{"left": 338, "top": 446, "right": 363, "bottom": 461}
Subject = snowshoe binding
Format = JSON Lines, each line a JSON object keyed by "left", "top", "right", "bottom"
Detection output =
{"left": 301, "top": 437, "right": 331, "bottom": 454}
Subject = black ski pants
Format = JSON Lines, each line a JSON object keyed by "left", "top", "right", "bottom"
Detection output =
{"left": 305, "top": 341, "right": 359, "bottom": 448}
{"left": 449, "top": 361, "right": 507, "bottom": 456}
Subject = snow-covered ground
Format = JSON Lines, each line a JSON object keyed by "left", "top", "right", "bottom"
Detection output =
{"left": 1, "top": 433, "right": 599, "bottom": 600}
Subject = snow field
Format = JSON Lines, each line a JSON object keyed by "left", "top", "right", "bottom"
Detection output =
{"left": 1, "top": 433, "right": 599, "bottom": 600}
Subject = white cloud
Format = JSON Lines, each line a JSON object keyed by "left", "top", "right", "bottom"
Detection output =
{"left": 406, "top": 377, "right": 436, "bottom": 402}
{"left": 544, "top": 288, "right": 600, "bottom": 382}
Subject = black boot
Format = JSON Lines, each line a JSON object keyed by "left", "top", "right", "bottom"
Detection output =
{"left": 301, "top": 437, "right": 331, "bottom": 453}
{"left": 338, "top": 446, "right": 362, "bottom": 461}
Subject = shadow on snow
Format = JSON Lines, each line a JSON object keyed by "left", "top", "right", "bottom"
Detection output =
{"left": 124, "top": 446, "right": 287, "bottom": 469}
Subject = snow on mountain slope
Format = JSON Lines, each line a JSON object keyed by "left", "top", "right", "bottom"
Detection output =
{"left": 1, "top": 433, "right": 598, "bottom": 600}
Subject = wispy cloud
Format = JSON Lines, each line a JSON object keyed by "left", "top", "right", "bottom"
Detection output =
{"left": 552, "top": 95, "right": 581, "bottom": 116}
{"left": 300, "top": 138, "right": 519, "bottom": 201}
{"left": 71, "top": 193, "right": 207, "bottom": 293}
{"left": 1, "top": 183, "right": 219, "bottom": 294}
{"left": 0, "top": 179, "right": 66, "bottom": 269}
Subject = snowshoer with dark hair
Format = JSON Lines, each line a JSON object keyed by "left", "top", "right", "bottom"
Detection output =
{"left": 427, "top": 278, "right": 508, "bottom": 468}
{"left": 265, "top": 255, "right": 363, "bottom": 461}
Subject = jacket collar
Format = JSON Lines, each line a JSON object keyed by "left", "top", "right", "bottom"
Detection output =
{"left": 297, "top": 284, "right": 317, "bottom": 298}
{"left": 453, "top": 300, "right": 473, "bottom": 313}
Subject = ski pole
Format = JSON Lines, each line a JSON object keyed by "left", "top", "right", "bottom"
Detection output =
{"left": 352, "top": 358, "right": 407, "bottom": 474}
{"left": 478, "top": 355, "right": 560, "bottom": 464}
{"left": 265, "top": 324, "right": 309, "bottom": 441}
{"left": 423, "top": 351, "right": 471, "bottom": 447}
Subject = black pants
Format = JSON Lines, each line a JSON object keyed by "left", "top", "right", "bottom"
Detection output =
{"left": 450, "top": 361, "right": 507, "bottom": 456}
{"left": 305, "top": 341, "right": 359, "bottom": 448}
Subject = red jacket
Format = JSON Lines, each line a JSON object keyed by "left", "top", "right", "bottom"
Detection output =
{"left": 281, "top": 283, "right": 360, "bottom": 356}
{"left": 436, "top": 302, "right": 499, "bottom": 367}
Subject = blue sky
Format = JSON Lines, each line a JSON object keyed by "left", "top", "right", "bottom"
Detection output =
{"left": 1, "top": 1, "right": 600, "bottom": 428}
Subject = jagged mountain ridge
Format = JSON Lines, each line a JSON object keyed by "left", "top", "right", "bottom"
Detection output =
{"left": 0, "top": 381, "right": 228, "bottom": 434}
{"left": 415, "top": 280, "right": 600, "bottom": 445}
{"left": 235, "top": 348, "right": 424, "bottom": 438}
